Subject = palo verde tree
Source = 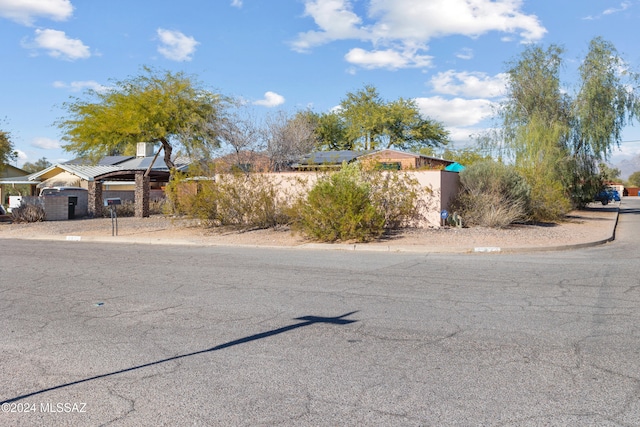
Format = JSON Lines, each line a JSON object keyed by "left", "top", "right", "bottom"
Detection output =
{"left": 57, "top": 67, "right": 227, "bottom": 173}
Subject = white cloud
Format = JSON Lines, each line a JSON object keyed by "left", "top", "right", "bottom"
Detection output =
{"left": 345, "top": 47, "right": 432, "bottom": 69}
{"left": 291, "top": 0, "right": 367, "bottom": 52}
{"left": 293, "top": 0, "right": 546, "bottom": 69}
{"left": 27, "top": 28, "right": 90, "bottom": 60}
{"left": 253, "top": 91, "right": 285, "bottom": 107}
{"left": 429, "top": 70, "right": 508, "bottom": 98}
{"left": 446, "top": 126, "right": 488, "bottom": 145}
{"left": 368, "top": 0, "right": 546, "bottom": 42}
{"left": 455, "top": 47, "right": 474, "bottom": 60}
{"left": 584, "top": 1, "right": 632, "bottom": 20}
{"left": 0, "top": 0, "right": 73, "bottom": 25}
{"left": 157, "top": 29, "right": 199, "bottom": 61}
{"left": 231, "top": 0, "right": 243, "bottom": 7}
{"left": 31, "top": 137, "right": 61, "bottom": 150}
{"left": 603, "top": 1, "right": 631, "bottom": 15}
{"left": 415, "top": 96, "right": 496, "bottom": 127}
{"left": 15, "top": 149, "right": 27, "bottom": 162}
{"left": 53, "top": 80, "right": 108, "bottom": 92}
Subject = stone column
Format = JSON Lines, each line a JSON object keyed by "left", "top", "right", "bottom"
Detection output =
{"left": 88, "top": 180, "right": 103, "bottom": 218}
{"left": 135, "top": 172, "right": 150, "bottom": 218}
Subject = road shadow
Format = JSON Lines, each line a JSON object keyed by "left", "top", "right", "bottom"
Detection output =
{"left": 1, "top": 311, "right": 359, "bottom": 404}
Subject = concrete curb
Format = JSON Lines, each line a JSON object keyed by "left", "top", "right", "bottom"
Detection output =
{"left": 1, "top": 206, "right": 620, "bottom": 254}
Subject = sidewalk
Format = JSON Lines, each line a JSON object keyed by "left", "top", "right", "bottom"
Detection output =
{"left": 0, "top": 202, "right": 621, "bottom": 254}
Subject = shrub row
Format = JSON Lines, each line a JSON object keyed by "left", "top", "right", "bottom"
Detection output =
{"left": 168, "top": 163, "right": 427, "bottom": 242}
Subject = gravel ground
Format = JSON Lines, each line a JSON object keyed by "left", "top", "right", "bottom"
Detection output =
{"left": 0, "top": 202, "right": 618, "bottom": 251}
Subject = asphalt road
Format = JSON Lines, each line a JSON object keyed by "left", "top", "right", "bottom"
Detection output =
{"left": 1, "top": 198, "right": 640, "bottom": 426}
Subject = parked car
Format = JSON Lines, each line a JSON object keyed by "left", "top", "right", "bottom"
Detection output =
{"left": 594, "top": 187, "right": 620, "bottom": 205}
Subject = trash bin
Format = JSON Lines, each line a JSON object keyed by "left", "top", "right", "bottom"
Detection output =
{"left": 68, "top": 196, "right": 78, "bottom": 219}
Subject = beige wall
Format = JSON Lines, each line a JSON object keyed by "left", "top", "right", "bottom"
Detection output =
{"left": 218, "top": 170, "right": 460, "bottom": 228}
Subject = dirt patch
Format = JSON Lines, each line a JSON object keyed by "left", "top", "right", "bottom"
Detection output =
{"left": 0, "top": 203, "right": 618, "bottom": 251}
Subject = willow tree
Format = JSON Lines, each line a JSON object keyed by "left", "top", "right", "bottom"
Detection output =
{"left": 495, "top": 38, "right": 639, "bottom": 218}
{"left": 569, "top": 37, "right": 639, "bottom": 204}
{"left": 497, "top": 44, "right": 573, "bottom": 219}
{"left": 58, "top": 67, "right": 226, "bottom": 172}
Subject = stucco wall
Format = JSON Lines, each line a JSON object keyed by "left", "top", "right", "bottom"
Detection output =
{"left": 226, "top": 170, "right": 460, "bottom": 228}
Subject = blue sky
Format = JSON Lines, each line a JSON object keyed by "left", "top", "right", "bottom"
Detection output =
{"left": 2, "top": 0, "right": 640, "bottom": 168}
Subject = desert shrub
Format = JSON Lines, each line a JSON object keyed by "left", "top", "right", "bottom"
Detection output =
{"left": 11, "top": 203, "right": 46, "bottom": 223}
{"left": 451, "top": 161, "right": 531, "bottom": 228}
{"left": 525, "top": 172, "right": 572, "bottom": 222}
{"left": 366, "top": 169, "right": 425, "bottom": 229}
{"left": 174, "top": 172, "right": 294, "bottom": 228}
{"left": 294, "top": 164, "right": 384, "bottom": 242}
{"left": 293, "top": 163, "right": 426, "bottom": 242}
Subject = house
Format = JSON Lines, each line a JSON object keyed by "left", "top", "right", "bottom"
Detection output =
{"left": 292, "top": 150, "right": 373, "bottom": 170}
{"left": 0, "top": 164, "right": 35, "bottom": 206}
{"left": 0, "top": 143, "right": 191, "bottom": 218}
{"left": 211, "top": 151, "right": 271, "bottom": 173}
{"left": 358, "top": 149, "right": 455, "bottom": 170}
{"left": 292, "top": 149, "right": 455, "bottom": 171}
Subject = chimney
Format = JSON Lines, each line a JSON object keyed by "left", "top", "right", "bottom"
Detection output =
{"left": 136, "top": 142, "right": 155, "bottom": 157}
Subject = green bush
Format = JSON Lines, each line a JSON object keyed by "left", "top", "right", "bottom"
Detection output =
{"left": 295, "top": 165, "right": 385, "bottom": 242}
{"left": 452, "top": 161, "right": 531, "bottom": 228}
{"left": 293, "top": 163, "right": 425, "bottom": 242}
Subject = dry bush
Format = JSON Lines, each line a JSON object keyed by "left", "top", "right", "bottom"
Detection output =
{"left": 175, "top": 172, "right": 295, "bottom": 229}
{"left": 451, "top": 161, "right": 531, "bottom": 228}
{"left": 11, "top": 203, "right": 46, "bottom": 223}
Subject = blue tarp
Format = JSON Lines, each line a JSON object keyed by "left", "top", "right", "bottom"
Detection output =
{"left": 444, "top": 162, "right": 465, "bottom": 172}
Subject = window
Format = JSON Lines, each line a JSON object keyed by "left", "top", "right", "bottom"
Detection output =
{"left": 377, "top": 162, "right": 401, "bottom": 170}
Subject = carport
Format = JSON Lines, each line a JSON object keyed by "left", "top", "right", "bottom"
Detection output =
{"left": 89, "top": 169, "right": 171, "bottom": 218}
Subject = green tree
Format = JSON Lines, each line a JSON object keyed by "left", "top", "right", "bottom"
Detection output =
{"left": 58, "top": 67, "right": 227, "bottom": 172}
{"left": 628, "top": 171, "right": 640, "bottom": 187}
{"left": 428, "top": 146, "right": 492, "bottom": 167}
{"left": 491, "top": 38, "right": 639, "bottom": 218}
{"left": 305, "top": 111, "right": 354, "bottom": 151}
{"left": 569, "top": 37, "right": 639, "bottom": 204}
{"left": 338, "top": 85, "right": 449, "bottom": 151}
{"left": 498, "top": 44, "right": 573, "bottom": 220}
{"left": 573, "top": 37, "right": 638, "bottom": 161}
{"left": 0, "top": 129, "right": 17, "bottom": 172}
{"left": 598, "top": 162, "right": 621, "bottom": 182}
{"left": 21, "top": 157, "right": 52, "bottom": 173}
